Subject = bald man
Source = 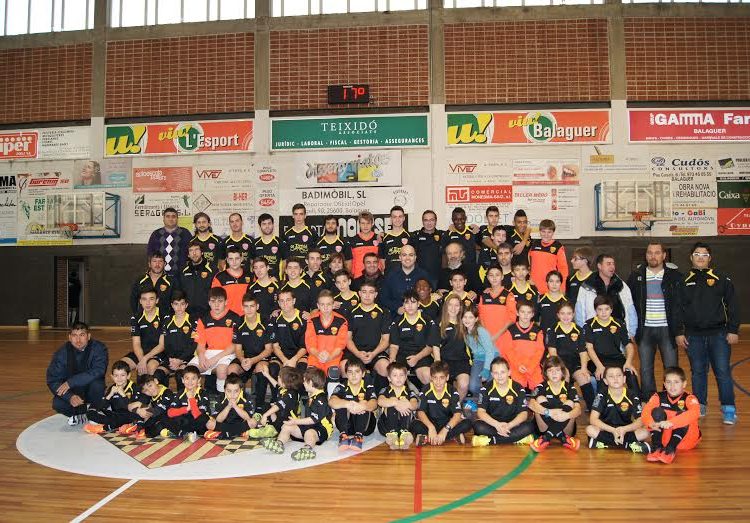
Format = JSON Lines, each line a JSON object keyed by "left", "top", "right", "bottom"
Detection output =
{"left": 380, "top": 245, "right": 434, "bottom": 314}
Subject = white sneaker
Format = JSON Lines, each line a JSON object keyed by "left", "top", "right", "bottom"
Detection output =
{"left": 187, "top": 432, "right": 198, "bottom": 443}
{"left": 68, "top": 415, "right": 79, "bottom": 426}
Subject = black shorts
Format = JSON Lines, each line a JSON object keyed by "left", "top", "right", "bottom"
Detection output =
{"left": 587, "top": 356, "right": 625, "bottom": 374}
{"left": 342, "top": 350, "right": 389, "bottom": 370}
{"left": 559, "top": 354, "right": 581, "bottom": 374}
{"left": 292, "top": 423, "right": 332, "bottom": 445}
{"left": 443, "top": 358, "right": 471, "bottom": 378}
{"left": 268, "top": 355, "right": 308, "bottom": 367}
{"left": 229, "top": 357, "right": 268, "bottom": 381}
{"left": 396, "top": 352, "right": 432, "bottom": 370}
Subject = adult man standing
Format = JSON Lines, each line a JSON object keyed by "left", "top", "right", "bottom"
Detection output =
{"left": 46, "top": 322, "right": 108, "bottom": 425}
{"left": 130, "top": 252, "right": 174, "bottom": 315}
{"left": 351, "top": 252, "right": 384, "bottom": 292}
{"left": 380, "top": 245, "right": 431, "bottom": 314}
{"left": 575, "top": 253, "right": 637, "bottom": 339}
{"left": 411, "top": 210, "right": 444, "bottom": 285}
{"left": 674, "top": 242, "right": 740, "bottom": 424}
{"left": 147, "top": 207, "right": 192, "bottom": 276}
{"left": 626, "top": 243, "right": 682, "bottom": 400}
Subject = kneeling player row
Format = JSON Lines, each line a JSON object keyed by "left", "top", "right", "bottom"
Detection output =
{"left": 84, "top": 355, "right": 699, "bottom": 464}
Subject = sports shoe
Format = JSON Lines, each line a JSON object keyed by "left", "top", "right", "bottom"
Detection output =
{"left": 291, "top": 445, "right": 317, "bottom": 461}
{"left": 658, "top": 449, "right": 676, "bottom": 464}
{"left": 350, "top": 434, "right": 364, "bottom": 452}
{"left": 530, "top": 434, "right": 551, "bottom": 453}
{"left": 84, "top": 423, "right": 105, "bottom": 434}
{"left": 187, "top": 432, "right": 198, "bottom": 443}
{"left": 160, "top": 428, "right": 177, "bottom": 438}
{"left": 252, "top": 412, "right": 263, "bottom": 423}
{"left": 588, "top": 437, "right": 606, "bottom": 449}
{"left": 646, "top": 449, "right": 663, "bottom": 462}
{"left": 562, "top": 435, "right": 580, "bottom": 451}
{"left": 203, "top": 430, "right": 222, "bottom": 440}
{"left": 628, "top": 441, "right": 651, "bottom": 454}
{"left": 117, "top": 423, "right": 139, "bottom": 436}
{"left": 385, "top": 431, "right": 400, "bottom": 450}
{"left": 699, "top": 404, "right": 707, "bottom": 417}
{"left": 248, "top": 425, "right": 278, "bottom": 439}
{"left": 415, "top": 434, "right": 429, "bottom": 447}
{"left": 338, "top": 433, "right": 351, "bottom": 451}
{"left": 472, "top": 435, "right": 491, "bottom": 447}
{"left": 68, "top": 414, "right": 86, "bottom": 426}
{"left": 134, "top": 429, "right": 146, "bottom": 440}
{"left": 514, "top": 434, "right": 534, "bottom": 446}
{"left": 262, "top": 438, "right": 285, "bottom": 454}
{"left": 721, "top": 405, "right": 737, "bottom": 425}
{"left": 463, "top": 399, "right": 478, "bottom": 412}
{"left": 399, "top": 431, "right": 414, "bottom": 450}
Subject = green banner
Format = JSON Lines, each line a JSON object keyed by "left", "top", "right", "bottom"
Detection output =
{"left": 718, "top": 180, "right": 750, "bottom": 208}
{"left": 271, "top": 115, "right": 428, "bottom": 150}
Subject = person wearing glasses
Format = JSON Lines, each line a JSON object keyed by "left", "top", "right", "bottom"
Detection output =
{"left": 674, "top": 242, "right": 740, "bottom": 425}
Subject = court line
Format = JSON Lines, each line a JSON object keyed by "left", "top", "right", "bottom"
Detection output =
{"left": 70, "top": 479, "right": 138, "bottom": 522}
{"left": 731, "top": 356, "right": 750, "bottom": 397}
{"left": 393, "top": 451, "right": 537, "bottom": 522}
{"left": 413, "top": 446, "right": 422, "bottom": 513}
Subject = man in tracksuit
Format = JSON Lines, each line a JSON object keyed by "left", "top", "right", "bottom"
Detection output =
{"left": 674, "top": 242, "right": 740, "bottom": 425}
{"left": 626, "top": 242, "right": 682, "bottom": 400}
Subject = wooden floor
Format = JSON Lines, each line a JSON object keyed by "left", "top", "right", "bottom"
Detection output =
{"left": 2, "top": 327, "right": 749, "bottom": 522}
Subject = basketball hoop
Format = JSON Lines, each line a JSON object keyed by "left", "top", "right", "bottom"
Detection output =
{"left": 630, "top": 212, "right": 652, "bottom": 237}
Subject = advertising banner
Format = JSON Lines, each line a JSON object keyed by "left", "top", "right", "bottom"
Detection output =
{"left": 133, "top": 166, "right": 193, "bottom": 193}
{"left": 192, "top": 191, "right": 254, "bottom": 238}
{"left": 293, "top": 150, "right": 402, "bottom": 188}
{"left": 105, "top": 120, "right": 254, "bottom": 157}
{"left": 652, "top": 209, "right": 717, "bottom": 237}
{"left": 271, "top": 115, "right": 428, "bottom": 150}
{"left": 0, "top": 126, "right": 90, "bottom": 160}
{"left": 0, "top": 174, "right": 17, "bottom": 244}
{"left": 447, "top": 110, "right": 611, "bottom": 146}
{"left": 649, "top": 155, "right": 717, "bottom": 210}
{"left": 512, "top": 159, "right": 580, "bottom": 185}
{"left": 513, "top": 185, "right": 580, "bottom": 239}
{"left": 629, "top": 109, "right": 750, "bottom": 143}
{"left": 17, "top": 169, "right": 73, "bottom": 196}
{"left": 193, "top": 165, "right": 254, "bottom": 192}
{"left": 132, "top": 193, "right": 192, "bottom": 242}
{"left": 17, "top": 194, "right": 75, "bottom": 245}
{"left": 717, "top": 157, "right": 750, "bottom": 235}
{"left": 74, "top": 158, "right": 132, "bottom": 189}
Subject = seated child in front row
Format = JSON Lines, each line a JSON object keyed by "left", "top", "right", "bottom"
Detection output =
{"left": 203, "top": 374, "right": 253, "bottom": 440}
{"left": 85, "top": 360, "right": 138, "bottom": 434}
{"left": 641, "top": 366, "right": 701, "bottom": 465}
{"left": 262, "top": 367, "right": 333, "bottom": 461}
{"left": 410, "top": 361, "right": 472, "bottom": 446}
{"left": 161, "top": 365, "right": 211, "bottom": 440}
{"left": 329, "top": 358, "right": 378, "bottom": 452}
{"left": 247, "top": 366, "right": 303, "bottom": 439}
{"left": 529, "top": 356, "right": 582, "bottom": 452}
{"left": 119, "top": 373, "right": 175, "bottom": 438}
{"left": 472, "top": 356, "right": 536, "bottom": 447}
{"left": 377, "top": 361, "right": 419, "bottom": 450}
{"left": 586, "top": 366, "right": 651, "bottom": 453}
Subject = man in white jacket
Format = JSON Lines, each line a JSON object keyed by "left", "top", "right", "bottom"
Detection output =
{"left": 575, "top": 253, "right": 637, "bottom": 339}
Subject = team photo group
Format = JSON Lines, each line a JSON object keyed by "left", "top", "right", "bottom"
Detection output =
{"left": 46, "top": 202, "right": 740, "bottom": 466}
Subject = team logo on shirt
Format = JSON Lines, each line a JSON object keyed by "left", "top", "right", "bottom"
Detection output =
{"left": 243, "top": 243, "right": 249, "bottom": 250}
{"left": 336, "top": 245, "right": 342, "bottom": 252}
{"left": 678, "top": 400, "right": 685, "bottom": 409}
{"left": 256, "top": 329, "right": 264, "bottom": 337}
{"left": 152, "top": 321, "right": 159, "bottom": 328}
{"left": 292, "top": 323, "right": 299, "bottom": 330}
{"left": 271, "top": 246, "right": 278, "bottom": 253}
{"left": 268, "top": 287, "right": 275, "bottom": 293}
{"left": 358, "top": 393, "right": 365, "bottom": 401}
{"left": 416, "top": 323, "right": 424, "bottom": 332}
{"left": 464, "top": 233, "right": 471, "bottom": 240}
{"left": 315, "top": 280, "right": 322, "bottom": 287}
{"left": 570, "top": 332, "right": 579, "bottom": 341}
{"left": 609, "top": 325, "right": 618, "bottom": 334}
{"left": 506, "top": 395, "right": 514, "bottom": 405}
{"left": 559, "top": 394, "right": 568, "bottom": 402}
{"left": 525, "top": 293, "right": 532, "bottom": 300}
{"left": 331, "top": 326, "right": 338, "bottom": 335}
{"left": 201, "top": 272, "right": 208, "bottom": 278}
{"left": 350, "top": 299, "right": 358, "bottom": 305}
{"left": 182, "top": 325, "right": 190, "bottom": 334}
{"left": 401, "top": 238, "right": 409, "bottom": 245}
{"left": 550, "top": 246, "right": 557, "bottom": 253}
{"left": 434, "top": 234, "right": 440, "bottom": 241}
{"left": 371, "top": 311, "right": 378, "bottom": 319}
{"left": 529, "top": 331, "right": 537, "bottom": 341}
{"left": 302, "top": 235, "right": 309, "bottom": 242}
{"left": 441, "top": 398, "right": 450, "bottom": 408}
{"left": 499, "top": 297, "right": 506, "bottom": 304}
{"left": 209, "top": 243, "right": 215, "bottom": 250}
{"left": 225, "top": 319, "right": 233, "bottom": 327}
{"left": 619, "top": 402, "right": 630, "bottom": 412}
{"left": 160, "top": 284, "right": 167, "bottom": 291}
{"left": 707, "top": 279, "right": 716, "bottom": 287}
{"left": 245, "top": 277, "right": 252, "bottom": 283}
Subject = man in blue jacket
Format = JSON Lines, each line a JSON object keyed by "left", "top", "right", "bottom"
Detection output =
{"left": 380, "top": 245, "right": 433, "bottom": 315}
{"left": 46, "top": 322, "right": 109, "bottom": 425}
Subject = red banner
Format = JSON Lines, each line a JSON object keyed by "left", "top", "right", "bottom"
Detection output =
{"left": 133, "top": 167, "right": 193, "bottom": 193}
{"left": 445, "top": 185, "right": 513, "bottom": 204}
{"left": 0, "top": 132, "right": 38, "bottom": 159}
{"left": 629, "top": 109, "right": 750, "bottom": 142}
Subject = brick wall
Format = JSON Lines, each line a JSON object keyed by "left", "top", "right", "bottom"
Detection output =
{"left": 625, "top": 18, "right": 750, "bottom": 101}
{"left": 105, "top": 33, "right": 254, "bottom": 118}
{"left": 270, "top": 26, "right": 429, "bottom": 111}
{"left": 444, "top": 20, "right": 610, "bottom": 105}
{"left": 0, "top": 44, "right": 92, "bottom": 125}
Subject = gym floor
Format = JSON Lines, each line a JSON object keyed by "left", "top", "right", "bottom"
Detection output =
{"left": 3, "top": 327, "right": 749, "bottom": 522}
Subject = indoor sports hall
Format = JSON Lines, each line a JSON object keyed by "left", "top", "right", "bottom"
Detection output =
{"left": 1, "top": 1, "right": 749, "bottom": 521}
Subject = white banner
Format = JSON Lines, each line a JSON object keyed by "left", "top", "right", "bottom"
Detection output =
{"left": 0, "top": 174, "right": 17, "bottom": 244}
{"left": 293, "top": 149, "right": 402, "bottom": 188}
{"left": 281, "top": 186, "right": 414, "bottom": 217}
{"left": 132, "top": 193, "right": 192, "bottom": 242}
{"left": 16, "top": 168, "right": 74, "bottom": 196}
{"left": 649, "top": 154, "right": 717, "bottom": 209}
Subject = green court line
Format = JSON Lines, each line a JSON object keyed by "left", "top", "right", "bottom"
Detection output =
{"left": 392, "top": 451, "right": 537, "bottom": 523}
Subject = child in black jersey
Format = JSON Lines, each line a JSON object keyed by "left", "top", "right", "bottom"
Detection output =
{"left": 529, "top": 356, "right": 582, "bottom": 452}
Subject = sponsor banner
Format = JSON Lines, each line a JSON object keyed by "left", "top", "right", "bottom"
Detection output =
{"left": 445, "top": 185, "right": 513, "bottom": 205}
{"left": 0, "top": 174, "right": 18, "bottom": 244}
{"left": 512, "top": 159, "right": 580, "bottom": 185}
{"left": 447, "top": 110, "right": 611, "bottom": 146}
{"left": 652, "top": 208, "right": 717, "bottom": 237}
{"left": 649, "top": 155, "right": 717, "bottom": 209}
{"left": 192, "top": 191, "right": 254, "bottom": 238}
{"left": 132, "top": 193, "right": 192, "bottom": 242}
{"left": 271, "top": 115, "right": 429, "bottom": 150}
{"left": 716, "top": 155, "right": 750, "bottom": 179}
{"left": 17, "top": 169, "right": 73, "bottom": 196}
{"left": 0, "top": 126, "right": 90, "bottom": 161}
{"left": 513, "top": 185, "right": 580, "bottom": 239}
{"left": 105, "top": 120, "right": 254, "bottom": 157}
{"left": 446, "top": 159, "right": 512, "bottom": 185}
{"left": 74, "top": 158, "right": 132, "bottom": 189}
{"left": 193, "top": 165, "right": 254, "bottom": 192}
{"left": 717, "top": 179, "right": 750, "bottom": 235}
{"left": 582, "top": 146, "right": 650, "bottom": 177}
{"left": 629, "top": 109, "right": 750, "bottom": 143}
{"left": 17, "top": 195, "right": 74, "bottom": 245}
{"left": 280, "top": 186, "right": 414, "bottom": 236}
{"left": 133, "top": 166, "right": 193, "bottom": 193}
{"left": 293, "top": 150, "right": 402, "bottom": 188}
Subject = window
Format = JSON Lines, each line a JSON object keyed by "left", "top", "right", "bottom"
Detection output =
{"left": 108, "top": 0, "right": 254, "bottom": 28}
{"left": 1, "top": 0, "right": 93, "bottom": 36}
{"left": 272, "top": 0, "right": 427, "bottom": 17}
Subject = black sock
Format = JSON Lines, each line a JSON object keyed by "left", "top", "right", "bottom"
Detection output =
{"left": 581, "top": 382, "right": 595, "bottom": 410}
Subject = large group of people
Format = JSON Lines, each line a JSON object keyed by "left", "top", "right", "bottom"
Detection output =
{"left": 47, "top": 203, "right": 740, "bottom": 464}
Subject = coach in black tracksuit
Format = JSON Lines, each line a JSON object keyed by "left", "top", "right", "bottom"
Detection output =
{"left": 179, "top": 242, "right": 218, "bottom": 318}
